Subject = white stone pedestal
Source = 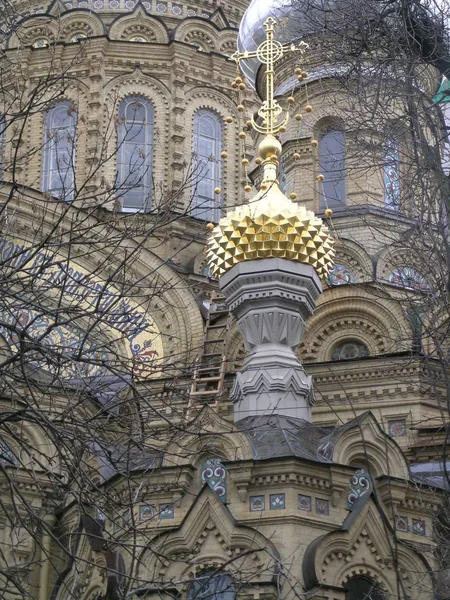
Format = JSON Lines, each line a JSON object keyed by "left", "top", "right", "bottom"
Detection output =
{"left": 220, "top": 258, "right": 322, "bottom": 422}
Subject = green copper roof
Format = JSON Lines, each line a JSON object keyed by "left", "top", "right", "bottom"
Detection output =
{"left": 433, "top": 77, "right": 450, "bottom": 103}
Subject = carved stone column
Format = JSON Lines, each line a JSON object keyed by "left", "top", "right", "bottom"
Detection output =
{"left": 220, "top": 258, "right": 321, "bottom": 422}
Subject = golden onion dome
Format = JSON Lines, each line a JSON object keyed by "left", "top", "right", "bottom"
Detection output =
{"left": 206, "top": 137, "right": 335, "bottom": 279}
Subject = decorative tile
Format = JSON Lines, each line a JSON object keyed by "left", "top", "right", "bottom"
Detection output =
{"left": 298, "top": 495, "right": 312, "bottom": 512}
{"left": 139, "top": 505, "right": 155, "bottom": 521}
{"left": 388, "top": 420, "right": 407, "bottom": 438}
{"left": 201, "top": 457, "right": 227, "bottom": 502}
{"left": 159, "top": 504, "right": 174, "bottom": 519}
{"left": 412, "top": 519, "right": 426, "bottom": 536}
{"left": 316, "top": 498, "right": 330, "bottom": 515}
{"left": 347, "top": 468, "right": 372, "bottom": 509}
{"left": 270, "top": 493, "right": 285, "bottom": 510}
{"left": 249, "top": 496, "right": 265, "bottom": 512}
{"left": 395, "top": 515, "right": 408, "bottom": 532}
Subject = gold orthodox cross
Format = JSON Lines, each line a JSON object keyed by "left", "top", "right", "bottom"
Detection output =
{"left": 232, "top": 17, "right": 308, "bottom": 136}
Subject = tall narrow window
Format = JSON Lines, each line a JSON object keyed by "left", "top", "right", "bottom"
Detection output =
{"left": 42, "top": 101, "right": 77, "bottom": 201}
{"left": 193, "top": 109, "right": 223, "bottom": 222}
{"left": 117, "top": 96, "right": 153, "bottom": 212}
{"left": 384, "top": 138, "right": 400, "bottom": 209}
{"left": 319, "top": 128, "right": 346, "bottom": 208}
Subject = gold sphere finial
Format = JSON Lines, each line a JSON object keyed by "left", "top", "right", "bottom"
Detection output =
{"left": 325, "top": 208, "right": 333, "bottom": 217}
{"left": 214, "top": 187, "right": 222, "bottom": 194}
{"left": 258, "top": 135, "right": 282, "bottom": 160}
{"left": 206, "top": 222, "right": 215, "bottom": 230}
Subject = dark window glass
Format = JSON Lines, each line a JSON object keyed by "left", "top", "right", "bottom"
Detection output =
{"left": 319, "top": 129, "right": 345, "bottom": 208}
{"left": 42, "top": 101, "right": 77, "bottom": 201}
{"left": 117, "top": 96, "right": 153, "bottom": 212}
{"left": 189, "top": 571, "right": 235, "bottom": 600}
{"left": 193, "top": 109, "right": 223, "bottom": 222}
{"left": 345, "top": 576, "right": 384, "bottom": 600}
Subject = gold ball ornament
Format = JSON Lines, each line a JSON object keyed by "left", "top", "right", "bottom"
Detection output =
{"left": 244, "top": 184, "right": 252, "bottom": 193}
{"left": 290, "top": 192, "right": 298, "bottom": 200}
{"left": 221, "top": 151, "right": 228, "bottom": 159}
{"left": 246, "top": 119, "right": 253, "bottom": 128}
{"left": 239, "top": 82, "right": 246, "bottom": 90}
{"left": 255, "top": 157, "right": 262, "bottom": 165}
{"left": 279, "top": 125, "right": 287, "bottom": 133}
{"left": 260, "top": 183, "right": 268, "bottom": 191}
{"left": 231, "top": 82, "right": 238, "bottom": 89}
{"left": 206, "top": 222, "right": 215, "bottom": 230}
{"left": 225, "top": 116, "right": 233, "bottom": 123}
{"left": 214, "top": 187, "right": 222, "bottom": 194}
{"left": 305, "top": 105, "right": 313, "bottom": 113}
{"left": 258, "top": 135, "right": 282, "bottom": 159}
{"left": 302, "top": 71, "right": 308, "bottom": 78}
{"left": 297, "top": 74, "right": 304, "bottom": 82}
{"left": 295, "top": 67, "right": 302, "bottom": 75}
{"left": 316, "top": 174, "right": 324, "bottom": 182}
{"left": 235, "top": 76, "right": 242, "bottom": 84}
{"left": 239, "top": 131, "right": 247, "bottom": 139}
{"left": 295, "top": 113, "right": 303, "bottom": 121}
{"left": 293, "top": 152, "right": 300, "bottom": 160}
{"left": 242, "top": 158, "right": 249, "bottom": 167}
{"left": 311, "top": 139, "right": 318, "bottom": 147}
{"left": 237, "top": 104, "right": 245, "bottom": 112}
{"left": 324, "top": 208, "right": 333, "bottom": 217}
{"left": 287, "top": 96, "right": 295, "bottom": 104}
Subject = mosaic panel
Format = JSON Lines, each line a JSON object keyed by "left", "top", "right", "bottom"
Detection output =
{"left": 139, "top": 505, "right": 155, "bottom": 521}
{"left": 388, "top": 419, "right": 407, "bottom": 438}
{"left": 326, "top": 264, "right": 356, "bottom": 286}
{"left": 298, "top": 494, "right": 312, "bottom": 512}
{"left": 0, "top": 439, "right": 17, "bottom": 468}
{"left": 412, "top": 519, "right": 426, "bottom": 536}
{"left": 270, "top": 494, "right": 285, "bottom": 510}
{"left": 159, "top": 504, "right": 174, "bottom": 519}
{"left": 249, "top": 496, "right": 265, "bottom": 512}
{"left": 395, "top": 515, "right": 408, "bottom": 532}
{"left": 201, "top": 457, "right": 226, "bottom": 502}
{"left": 316, "top": 498, "right": 330, "bottom": 515}
{"left": 347, "top": 468, "right": 372, "bottom": 509}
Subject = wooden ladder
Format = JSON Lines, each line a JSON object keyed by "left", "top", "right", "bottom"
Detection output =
{"left": 189, "top": 294, "right": 232, "bottom": 408}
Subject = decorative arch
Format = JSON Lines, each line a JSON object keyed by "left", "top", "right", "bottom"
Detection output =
{"left": 58, "top": 10, "right": 105, "bottom": 42}
{"left": 327, "top": 412, "right": 409, "bottom": 479}
{"left": 329, "top": 238, "right": 373, "bottom": 283}
{"left": 108, "top": 7, "right": 169, "bottom": 43}
{"left": 164, "top": 406, "right": 253, "bottom": 469}
{"left": 173, "top": 18, "right": 221, "bottom": 51}
{"left": 7, "top": 15, "right": 57, "bottom": 49}
{"left": 376, "top": 242, "right": 429, "bottom": 285}
{"left": 137, "top": 486, "right": 279, "bottom": 593}
{"left": 299, "top": 286, "right": 412, "bottom": 362}
{"left": 302, "top": 499, "right": 433, "bottom": 600}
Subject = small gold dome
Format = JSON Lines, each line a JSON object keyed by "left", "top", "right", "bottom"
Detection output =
{"left": 206, "top": 180, "right": 335, "bottom": 278}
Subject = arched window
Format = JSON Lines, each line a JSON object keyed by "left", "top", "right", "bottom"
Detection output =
{"left": 319, "top": 128, "right": 345, "bottom": 208}
{"left": 192, "top": 109, "right": 223, "bottom": 222}
{"left": 345, "top": 576, "right": 384, "bottom": 600}
{"left": 331, "top": 340, "right": 369, "bottom": 361}
{"left": 117, "top": 96, "right": 153, "bottom": 212}
{"left": 189, "top": 570, "right": 235, "bottom": 600}
{"left": 201, "top": 456, "right": 227, "bottom": 502}
{"left": 42, "top": 101, "right": 77, "bottom": 201}
{"left": 384, "top": 137, "right": 400, "bottom": 210}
